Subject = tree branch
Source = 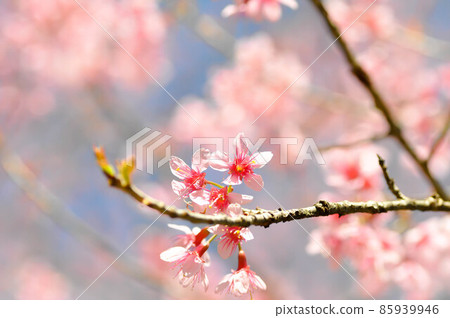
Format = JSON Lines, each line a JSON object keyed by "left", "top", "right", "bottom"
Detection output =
{"left": 309, "top": 0, "right": 448, "bottom": 200}
{"left": 94, "top": 149, "right": 450, "bottom": 228}
{"left": 377, "top": 155, "right": 408, "bottom": 200}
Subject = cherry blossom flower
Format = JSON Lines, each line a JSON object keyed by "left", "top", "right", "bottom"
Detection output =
{"left": 216, "top": 250, "right": 266, "bottom": 297}
{"left": 222, "top": 0, "right": 298, "bottom": 22}
{"left": 210, "top": 133, "right": 273, "bottom": 191}
{"left": 327, "top": 0, "right": 395, "bottom": 44}
{"left": 393, "top": 261, "right": 433, "bottom": 300}
{"left": 1, "top": 0, "right": 167, "bottom": 89}
{"left": 404, "top": 216, "right": 450, "bottom": 279}
{"left": 215, "top": 226, "right": 254, "bottom": 259}
{"left": 160, "top": 243, "right": 211, "bottom": 291}
{"left": 323, "top": 147, "right": 384, "bottom": 200}
{"left": 205, "top": 204, "right": 254, "bottom": 258}
{"left": 307, "top": 214, "right": 403, "bottom": 296}
{"left": 170, "top": 149, "right": 210, "bottom": 197}
{"left": 189, "top": 187, "right": 253, "bottom": 214}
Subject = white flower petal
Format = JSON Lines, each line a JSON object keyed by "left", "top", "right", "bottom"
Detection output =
{"left": 160, "top": 246, "right": 186, "bottom": 262}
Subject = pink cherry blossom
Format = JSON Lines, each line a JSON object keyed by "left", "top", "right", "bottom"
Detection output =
{"left": 215, "top": 226, "right": 254, "bottom": 259}
{"left": 323, "top": 147, "right": 384, "bottom": 200}
{"left": 404, "top": 216, "right": 450, "bottom": 280}
{"left": 170, "top": 149, "right": 210, "bottom": 197}
{"left": 216, "top": 250, "right": 266, "bottom": 297}
{"left": 307, "top": 214, "right": 403, "bottom": 296}
{"left": 393, "top": 261, "right": 433, "bottom": 300}
{"left": 160, "top": 244, "right": 210, "bottom": 291}
{"left": 169, "top": 35, "right": 308, "bottom": 143}
{"left": 222, "top": 0, "right": 298, "bottom": 22}
{"left": 327, "top": 0, "right": 395, "bottom": 44}
{"left": 210, "top": 133, "right": 273, "bottom": 191}
{"left": 189, "top": 187, "right": 253, "bottom": 214}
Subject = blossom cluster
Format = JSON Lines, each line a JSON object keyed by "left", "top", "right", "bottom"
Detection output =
{"left": 160, "top": 133, "right": 272, "bottom": 297}
{"left": 170, "top": 34, "right": 309, "bottom": 152}
{"left": 167, "top": 0, "right": 450, "bottom": 299}
{"left": 307, "top": 213, "right": 450, "bottom": 299}
{"left": 0, "top": 0, "right": 167, "bottom": 122}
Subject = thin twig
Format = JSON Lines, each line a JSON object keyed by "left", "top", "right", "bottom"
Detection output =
{"left": 377, "top": 155, "right": 408, "bottom": 200}
{"left": 309, "top": 0, "right": 448, "bottom": 200}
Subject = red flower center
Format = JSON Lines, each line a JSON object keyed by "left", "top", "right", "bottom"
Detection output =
{"left": 230, "top": 158, "right": 253, "bottom": 178}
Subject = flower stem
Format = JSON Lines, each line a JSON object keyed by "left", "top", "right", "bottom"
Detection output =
{"left": 206, "top": 180, "right": 224, "bottom": 189}
{"left": 206, "top": 234, "right": 218, "bottom": 245}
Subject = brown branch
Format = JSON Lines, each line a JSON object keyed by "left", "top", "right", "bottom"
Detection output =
{"left": 309, "top": 0, "right": 448, "bottom": 200}
{"left": 377, "top": 155, "right": 408, "bottom": 200}
{"left": 95, "top": 149, "right": 450, "bottom": 228}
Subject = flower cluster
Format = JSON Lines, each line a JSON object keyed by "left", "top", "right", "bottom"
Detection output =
{"left": 307, "top": 213, "right": 450, "bottom": 299}
{"left": 160, "top": 133, "right": 272, "bottom": 297}
{"left": 170, "top": 34, "right": 309, "bottom": 152}
{"left": 0, "top": 0, "right": 167, "bottom": 122}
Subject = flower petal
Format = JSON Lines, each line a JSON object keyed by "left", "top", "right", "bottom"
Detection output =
{"left": 228, "top": 193, "right": 253, "bottom": 205}
{"left": 240, "top": 228, "right": 254, "bottom": 241}
{"left": 244, "top": 174, "right": 264, "bottom": 191}
{"left": 223, "top": 173, "right": 242, "bottom": 185}
{"left": 160, "top": 246, "right": 186, "bottom": 262}
{"left": 189, "top": 189, "right": 210, "bottom": 206}
{"left": 218, "top": 239, "right": 236, "bottom": 259}
{"left": 209, "top": 151, "right": 230, "bottom": 171}
{"left": 233, "top": 271, "right": 250, "bottom": 295}
{"left": 221, "top": 4, "right": 239, "bottom": 17}
{"left": 280, "top": 0, "right": 298, "bottom": 10}
{"left": 250, "top": 151, "right": 273, "bottom": 169}
{"left": 182, "top": 254, "right": 202, "bottom": 276}
{"left": 253, "top": 274, "right": 267, "bottom": 290}
{"left": 168, "top": 223, "right": 192, "bottom": 235}
{"left": 202, "top": 251, "right": 211, "bottom": 267}
{"left": 170, "top": 156, "right": 192, "bottom": 179}
{"left": 226, "top": 203, "right": 243, "bottom": 217}
{"left": 171, "top": 180, "right": 186, "bottom": 196}
{"left": 262, "top": 1, "right": 282, "bottom": 21}
{"left": 234, "top": 132, "right": 250, "bottom": 157}
{"left": 201, "top": 269, "right": 209, "bottom": 292}
{"left": 191, "top": 148, "right": 210, "bottom": 172}
{"left": 215, "top": 273, "right": 233, "bottom": 294}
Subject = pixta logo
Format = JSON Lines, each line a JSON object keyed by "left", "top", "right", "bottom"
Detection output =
{"left": 126, "top": 128, "right": 172, "bottom": 174}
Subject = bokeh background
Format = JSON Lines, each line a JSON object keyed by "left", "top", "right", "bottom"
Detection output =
{"left": 0, "top": 0, "right": 449, "bottom": 299}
